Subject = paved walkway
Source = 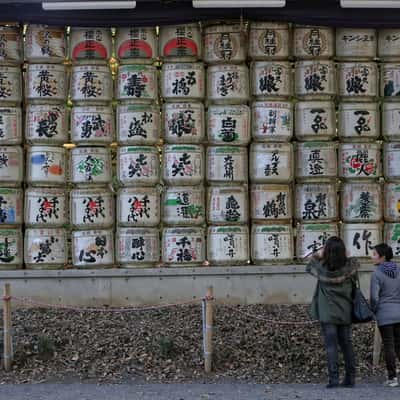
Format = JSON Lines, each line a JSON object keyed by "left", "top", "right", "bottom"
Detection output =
{"left": 0, "top": 383, "right": 399, "bottom": 400}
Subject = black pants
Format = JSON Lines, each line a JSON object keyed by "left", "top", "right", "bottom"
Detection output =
{"left": 379, "top": 323, "right": 400, "bottom": 380}
{"left": 321, "top": 323, "right": 356, "bottom": 384}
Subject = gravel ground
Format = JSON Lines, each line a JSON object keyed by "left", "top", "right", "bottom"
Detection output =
{"left": 0, "top": 304, "right": 387, "bottom": 385}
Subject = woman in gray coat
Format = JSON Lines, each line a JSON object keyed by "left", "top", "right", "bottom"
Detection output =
{"left": 370, "top": 243, "right": 400, "bottom": 387}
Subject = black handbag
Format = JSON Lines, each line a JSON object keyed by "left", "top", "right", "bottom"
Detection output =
{"left": 352, "top": 275, "right": 374, "bottom": 324}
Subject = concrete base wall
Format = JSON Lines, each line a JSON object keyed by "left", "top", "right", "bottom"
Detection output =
{"left": 0, "top": 265, "right": 375, "bottom": 308}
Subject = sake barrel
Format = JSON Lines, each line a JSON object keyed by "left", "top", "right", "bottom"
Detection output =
{"left": 70, "top": 146, "right": 112, "bottom": 186}
{"left": 0, "top": 26, "right": 22, "bottom": 65}
{"left": 27, "top": 146, "right": 66, "bottom": 186}
{"left": 25, "top": 104, "right": 68, "bottom": 145}
{"left": 338, "top": 62, "right": 378, "bottom": 100}
{"left": 384, "top": 183, "right": 400, "bottom": 222}
{"left": 116, "top": 64, "right": 157, "bottom": 103}
{"left": 251, "top": 224, "right": 294, "bottom": 264}
{"left": 379, "top": 29, "right": 400, "bottom": 61}
{"left": 206, "top": 146, "right": 247, "bottom": 184}
{"left": 25, "top": 64, "right": 67, "bottom": 103}
{"left": 70, "top": 187, "right": 114, "bottom": 229}
{"left": 295, "top": 101, "right": 336, "bottom": 141}
{"left": 250, "top": 184, "right": 292, "bottom": 222}
{"left": 71, "top": 105, "right": 114, "bottom": 145}
{"left": 24, "top": 228, "right": 67, "bottom": 269}
{"left": 0, "top": 66, "right": 22, "bottom": 105}
{"left": 248, "top": 22, "right": 290, "bottom": 61}
{"left": 163, "top": 102, "right": 204, "bottom": 144}
{"left": 339, "top": 142, "right": 381, "bottom": 180}
{"left": 163, "top": 144, "right": 204, "bottom": 186}
{"left": 162, "top": 62, "right": 205, "bottom": 101}
{"left": 295, "top": 142, "right": 337, "bottom": 182}
{"left": 249, "top": 142, "right": 293, "bottom": 183}
{"left": 203, "top": 23, "right": 247, "bottom": 64}
{"left": 0, "top": 228, "right": 22, "bottom": 269}
{"left": 295, "top": 183, "right": 338, "bottom": 222}
{"left": 116, "top": 227, "right": 160, "bottom": 267}
{"left": 295, "top": 60, "right": 336, "bottom": 99}
{"left": 338, "top": 102, "right": 380, "bottom": 141}
{"left": 207, "top": 104, "right": 250, "bottom": 146}
{"left": 162, "top": 227, "right": 205, "bottom": 266}
{"left": 251, "top": 61, "right": 292, "bottom": 99}
{"left": 117, "top": 187, "right": 160, "bottom": 227}
{"left": 382, "top": 102, "right": 400, "bottom": 141}
{"left": 207, "top": 225, "right": 249, "bottom": 266}
{"left": 116, "top": 27, "right": 157, "bottom": 64}
{"left": 0, "top": 146, "right": 23, "bottom": 186}
{"left": 381, "top": 63, "right": 400, "bottom": 99}
{"left": 336, "top": 28, "right": 377, "bottom": 60}
{"left": 117, "top": 104, "right": 161, "bottom": 146}
{"left": 159, "top": 24, "right": 202, "bottom": 61}
{"left": 207, "top": 185, "right": 249, "bottom": 225}
{"left": 296, "top": 222, "right": 338, "bottom": 262}
{"left": 0, "top": 107, "right": 22, "bottom": 144}
{"left": 71, "top": 65, "right": 112, "bottom": 104}
{"left": 341, "top": 182, "right": 382, "bottom": 223}
{"left": 341, "top": 222, "right": 382, "bottom": 259}
{"left": 384, "top": 223, "right": 400, "bottom": 260}
{"left": 24, "top": 187, "right": 67, "bottom": 227}
{"left": 251, "top": 101, "right": 293, "bottom": 142}
{"left": 117, "top": 146, "right": 160, "bottom": 187}
{"left": 207, "top": 64, "right": 249, "bottom": 104}
{"left": 72, "top": 229, "right": 114, "bottom": 268}
{"left": 384, "top": 142, "right": 400, "bottom": 181}
{"left": 69, "top": 27, "right": 112, "bottom": 64}
{"left": 25, "top": 25, "right": 66, "bottom": 63}
{"left": 0, "top": 188, "right": 23, "bottom": 225}
{"left": 293, "top": 25, "right": 334, "bottom": 59}
{"left": 162, "top": 186, "right": 205, "bottom": 226}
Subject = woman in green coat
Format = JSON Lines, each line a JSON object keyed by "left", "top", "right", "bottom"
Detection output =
{"left": 306, "top": 236, "right": 360, "bottom": 388}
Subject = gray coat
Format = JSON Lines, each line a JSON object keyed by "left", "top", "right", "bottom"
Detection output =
{"left": 370, "top": 263, "right": 400, "bottom": 327}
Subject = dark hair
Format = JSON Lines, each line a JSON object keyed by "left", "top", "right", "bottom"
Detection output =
{"left": 374, "top": 243, "right": 393, "bottom": 261}
{"left": 322, "top": 236, "right": 348, "bottom": 272}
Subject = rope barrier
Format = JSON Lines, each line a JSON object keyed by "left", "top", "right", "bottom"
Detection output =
{"left": 10, "top": 295, "right": 201, "bottom": 313}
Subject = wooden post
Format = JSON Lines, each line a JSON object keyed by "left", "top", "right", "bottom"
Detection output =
{"left": 373, "top": 322, "right": 382, "bottom": 369}
{"left": 204, "top": 286, "right": 214, "bottom": 374}
{"left": 3, "top": 283, "right": 12, "bottom": 371}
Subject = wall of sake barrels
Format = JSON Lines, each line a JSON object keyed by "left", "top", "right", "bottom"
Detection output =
{"left": 0, "top": 22, "right": 400, "bottom": 271}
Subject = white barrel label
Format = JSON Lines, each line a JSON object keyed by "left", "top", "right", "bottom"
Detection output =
{"left": 25, "top": 188, "right": 67, "bottom": 226}
{"left": 28, "top": 147, "right": 66, "bottom": 184}
{"left": 0, "top": 229, "right": 22, "bottom": 266}
{"left": 385, "top": 183, "right": 400, "bottom": 222}
{"left": 117, "top": 228, "right": 160, "bottom": 264}
{"left": 251, "top": 225, "right": 293, "bottom": 262}
{"left": 116, "top": 27, "right": 157, "bottom": 62}
{"left": 208, "top": 105, "right": 249, "bottom": 145}
{"left": 382, "top": 64, "right": 400, "bottom": 97}
{"left": 26, "top": 105, "right": 68, "bottom": 144}
{"left": 70, "top": 28, "right": 111, "bottom": 62}
{"left": 207, "top": 186, "right": 248, "bottom": 224}
{"left": 384, "top": 223, "right": 400, "bottom": 258}
{"left": 251, "top": 62, "right": 291, "bottom": 98}
{"left": 118, "top": 104, "right": 160, "bottom": 145}
{"left": 118, "top": 188, "right": 160, "bottom": 227}
{"left": 251, "top": 185, "right": 292, "bottom": 220}
{"left": 342, "top": 223, "right": 382, "bottom": 258}
{"left": 71, "top": 189, "right": 114, "bottom": 228}
{"left": 0, "top": 27, "right": 22, "bottom": 64}
{"left": 336, "top": 28, "right": 377, "bottom": 59}
{"left": 0, "top": 188, "right": 22, "bottom": 225}
{"left": 338, "top": 63, "right": 377, "bottom": 98}
{"left": 118, "top": 146, "right": 159, "bottom": 186}
{"left": 0, "top": 146, "right": 23, "bottom": 184}
{"left": 71, "top": 106, "right": 113, "bottom": 144}
{"left": 339, "top": 143, "right": 380, "bottom": 179}
{"left": 0, "top": 107, "right": 22, "bottom": 144}
{"left": 72, "top": 230, "right": 114, "bottom": 267}
{"left": 71, "top": 65, "right": 112, "bottom": 103}
{"left": 384, "top": 142, "right": 400, "bottom": 180}
{"left": 164, "top": 102, "right": 204, "bottom": 143}
{"left": 294, "top": 26, "right": 334, "bottom": 58}
{"left": 252, "top": 101, "right": 292, "bottom": 142}
{"left": 382, "top": 102, "right": 400, "bottom": 141}
{"left": 0, "top": 66, "right": 21, "bottom": 104}
{"left": 117, "top": 65, "right": 157, "bottom": 102}
{"left": 26, "top": 64, "right": 67, "bottom": 101}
